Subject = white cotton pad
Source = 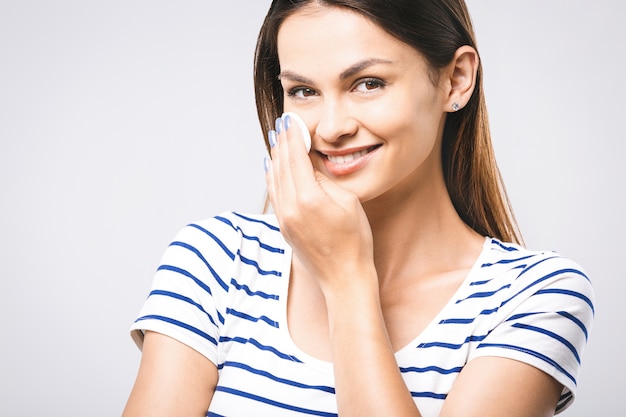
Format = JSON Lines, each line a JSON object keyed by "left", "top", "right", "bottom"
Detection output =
{"left": 282, "top": 112, "right": 311, "bottom": 153}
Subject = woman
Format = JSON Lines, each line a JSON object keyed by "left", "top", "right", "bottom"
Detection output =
{"left": 123, "top": 1, "right": 594, "bottom": 416}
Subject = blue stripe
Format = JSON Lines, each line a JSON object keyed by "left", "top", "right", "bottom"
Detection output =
{"left": 491, "top": 239, "right": 519, "bottom": 252}
{"left": 515, "top": 255, "right": 558, "bottom": 279}
{"left": 417, "top": 334, "right": 487, "bottom": 350}
{"left": 222, "top": 361, "right": 335, "bottom": 393}
{"left": 226, "top": 308, "right": 279, "bottom": 328}
{"left": 237, "top": 234, "right": 285, "bottom": 254}
{"left": 169, "top": 241, "right": 229, "bottom": 292}
{"left": 536, "top": 288, "right": 595, "bottom": 315}
{"left": 400, "top": 365, "right": 462, "bottom": 375}
{"left": 479, "top": 307, "right": 500, "bottom": 315}
{"left": 481, "top": 254, "right": 535, "bottom": 268}
{"left": 216, "top": 215, "right": 284, "bottom": 253}
{"left": 505, "top": 311, "right": 543, "bottom": 322}
{"left": 558, "top": 310, "right": 589, "bottom": 340}
{"left": 455, "top": 283, "right": 511, "bottom": 304}
{"left": 238, "top": 250, "right": 282, "bottom": 276}
{"left": 157, "top": 264, "right": 213, "bottom": 296}
{"left": 439, "top": 307, "right": 498, "bottom": 325}
{"left": 188, "top": 223, "right": 236, "bottom": 260}
{"left": 477, "top": 342, "right": 576, "bottom": 385}
{"left": 410, "top": 391, "right": 447, "bottom": 400}
{"left": 149, "top": 289, "right": 218, "bottom": 327}
{"left": 155, "top": 266, "right": 228, "bottom": 324}
{"left": 506, "top": 310, "right": 589, "bottom": 341}
{"left": 219, "top": 336, "right": 303, "bottom": 362}
{"left": 233, "top": 212, "right": 281, "bottom": 232}
{"left": 215, "top": 386, "right": 337, "bottom": 416}
{"left": 231, "top": 278, "right": 280, "bottom": 300}
{"left": 239, "top": 231, "right": 284, "bottom": 253}
{"left": 135, "top": 314, "right": 217, "bottom": 346}
{"left": 501, "top": 268, "right": 591, "bottom": 309}
{"left": 207, "top": 413, "right": 226, "bottom": 417}
{"left": 512, "top": 323, "right": 580, "bottom": 364}
{"left": 439, "top": 317, "right": 474, "bottom": 324}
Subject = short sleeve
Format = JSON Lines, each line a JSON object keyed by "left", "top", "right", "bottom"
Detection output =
{"left": 130, "top": 214, "right": 241, "bottom": 366}
{"left": 468, "top": 255, "right": 595, "bottom": 413}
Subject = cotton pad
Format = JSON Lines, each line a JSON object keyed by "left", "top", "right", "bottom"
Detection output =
{"left": 283, "top": 112, "right": 311, "bottom": 153}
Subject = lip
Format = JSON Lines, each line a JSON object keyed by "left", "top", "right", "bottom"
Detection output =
{"left": 318, "top": 145, "right": 381, "bottom": 176}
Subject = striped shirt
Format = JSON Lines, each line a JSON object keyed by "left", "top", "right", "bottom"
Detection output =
{"left": 130, "top": 211, "right": 595, "bottom": 416}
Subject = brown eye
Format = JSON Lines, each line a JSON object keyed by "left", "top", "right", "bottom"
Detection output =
{"left": 354, "top": 78, "right": 385, "bottom": 93}
{"left": 288, "top": 87, "right": 318, "bottom": 99}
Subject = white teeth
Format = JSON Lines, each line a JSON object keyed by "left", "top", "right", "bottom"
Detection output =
{"left": 327, "top": 149, "right": 368, "bottom": 164}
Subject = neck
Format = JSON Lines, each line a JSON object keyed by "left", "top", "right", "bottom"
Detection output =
{"left": 363, "top": 172, "right": 483, "bottom": 287}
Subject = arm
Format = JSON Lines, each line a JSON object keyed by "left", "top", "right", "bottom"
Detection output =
{"left": 325, "top": 279, "right": 563, "bottom": 417}
{"left": 122, "top": 331, "right": 218, "bottom": 417}
{"left": 441, "top": 356, "right": 562, "bottom": 417}
{"left": 266, "top": 117, "right": 574, "bottom": 417}
{"left": 324, "top": 271, "right": 423, "bottom": 416}
{"left": 266, "top": 119, "right": 421, "bottom": 416}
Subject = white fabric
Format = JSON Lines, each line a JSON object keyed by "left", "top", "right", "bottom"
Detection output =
{"left": 131, "top": 211, "right": 594, "bottom": 416}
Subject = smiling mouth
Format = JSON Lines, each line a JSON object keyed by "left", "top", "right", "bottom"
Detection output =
{"left": 324, "top": 145, "right": 380, "bottom": 164}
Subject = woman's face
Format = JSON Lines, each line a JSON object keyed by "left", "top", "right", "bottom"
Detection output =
{"left": 277, "top": 5, "right": 449, "bottom": 204}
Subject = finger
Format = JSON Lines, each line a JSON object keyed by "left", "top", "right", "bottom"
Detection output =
{"left": 274, "top": 118, "right": 299, "bottom": 207}
{"left": 282, "top": 112, "right": 311, "bottom": 153}
{"left": 314, "top": 170, "right": 356, "bottom": 208}
{"left": 282, "top": 114, "right": 316, "bottom": 188}
{"left": 265, "top": 129, "right": 282, "bottom": 216}
{"left": 264, "top": 155, "right": 278, "bottom": 214}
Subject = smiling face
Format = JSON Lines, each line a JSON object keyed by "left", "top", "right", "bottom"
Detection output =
{"left": 277, "top": 5, "right": 451, "bottom": 205}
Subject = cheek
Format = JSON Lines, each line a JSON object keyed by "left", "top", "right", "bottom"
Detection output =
{"left": 362, "top": 81, "right": 443, "bottom": 126}
{"left": 355, "top": 94, "right": 410, "bottom": 137}
{"left": 359, "top": 90, "right": 442, "bottom": 148}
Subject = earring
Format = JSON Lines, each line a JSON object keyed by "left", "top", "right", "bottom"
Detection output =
{"left": 451, "top": 102, "right": 461, "bottom": 112}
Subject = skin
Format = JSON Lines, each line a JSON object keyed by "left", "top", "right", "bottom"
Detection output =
{"left": 123, "top": 4, "right": 563, "bottom": 416}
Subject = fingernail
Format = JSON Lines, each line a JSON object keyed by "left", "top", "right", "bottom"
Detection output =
{"left": 283, "top": 114, "right": 291, "bottom": 131}
{"left": 275, "top": 117, "right": 283, "bottom": 134}
{"left": 268, "top": 130, "right": 277, "bottom": 148}
{"left": 263, "top": 156, "right": 270, "bottom": 172}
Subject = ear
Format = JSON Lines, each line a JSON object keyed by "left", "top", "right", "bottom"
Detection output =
{"left": 444, "top": 45, "right": 479, "bottom": 113}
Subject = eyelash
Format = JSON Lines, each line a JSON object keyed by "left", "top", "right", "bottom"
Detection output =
{"left": 354, "top": 78, "right": 386, "bottom": 92}
{"left": 286, "top": 77, "right": 387, "bottom": 100}
{"left": 287, "top": 87, "right": 317, "bottom": 99}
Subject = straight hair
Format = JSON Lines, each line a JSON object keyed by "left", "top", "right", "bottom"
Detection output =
{"left": 254, "top": 0, "right": 523, "bottom": 245}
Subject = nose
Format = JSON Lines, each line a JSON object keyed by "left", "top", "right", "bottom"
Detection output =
{"left": 314, "top": 98, "right": 358, "bottom": 144}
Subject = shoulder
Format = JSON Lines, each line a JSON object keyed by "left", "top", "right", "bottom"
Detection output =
{"left": 172, "top": 212, "right": 289, "bottom": 284}
{"left": 469, "top": 239, "right": 595, "bottom": 411}
{"left": 154, "top": 211, "right": 286, "bottom": 290}
{"left": 483, "top": 238, "right": 592, "bottom": 286}
{"left": 173, "top": 211, "right": 284, "bottom": 254}
{"left": 480, "top": 237, "right": 595, "bottom": 324}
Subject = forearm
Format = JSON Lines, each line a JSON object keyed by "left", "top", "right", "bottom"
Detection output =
{"left": 324, "top": 269, "right": 422, "bottom": 417}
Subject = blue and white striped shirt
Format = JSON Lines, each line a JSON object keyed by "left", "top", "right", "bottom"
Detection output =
{"left": 131, "top": 211, "right": 594, "bottom": 416}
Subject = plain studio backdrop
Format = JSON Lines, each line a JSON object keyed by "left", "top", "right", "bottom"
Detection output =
{"left": 0, "top": 1, "right": 623, "bottom": 415}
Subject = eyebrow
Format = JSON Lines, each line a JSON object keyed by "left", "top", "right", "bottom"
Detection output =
{"left": 339, "top": 58, "right": 392, "bottom": 80}
{"left": 278, "top": 58, "right": 392, "bottom": 84}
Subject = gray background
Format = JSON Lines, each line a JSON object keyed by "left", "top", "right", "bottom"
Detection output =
{"left": 0, "top": 1, "right": 622, "bottom": 415}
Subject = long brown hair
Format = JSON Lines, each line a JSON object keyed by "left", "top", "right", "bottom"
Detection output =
{"left": 254, "top": 0, "right": 523, "bottom": 245}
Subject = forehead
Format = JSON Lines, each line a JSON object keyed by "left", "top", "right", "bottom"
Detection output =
{"left": 276, "top": 5, "right": 422, "bottom": 76}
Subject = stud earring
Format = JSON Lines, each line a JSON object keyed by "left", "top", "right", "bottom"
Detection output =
{"left": 451, "top": 102, "right": 461, "bottom": 112}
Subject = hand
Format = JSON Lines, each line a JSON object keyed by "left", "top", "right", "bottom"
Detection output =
{"left": 264, "top": 115, "right": 375, "bottom": 292}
